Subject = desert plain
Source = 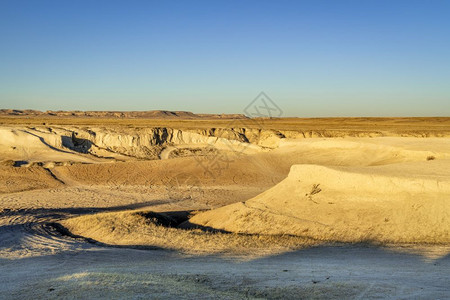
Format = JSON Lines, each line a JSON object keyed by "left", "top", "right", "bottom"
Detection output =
{"left": 0, "top": 111, "right": 449, "bottom": 299}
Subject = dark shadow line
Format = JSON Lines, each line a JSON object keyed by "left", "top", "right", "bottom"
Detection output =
{"left": 21, "top": 130, "right": 75, "bottom": 154}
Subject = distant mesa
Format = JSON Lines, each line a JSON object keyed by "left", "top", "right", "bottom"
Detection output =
{"left": 0, "top": 109, "right": 248, "bottom": 120}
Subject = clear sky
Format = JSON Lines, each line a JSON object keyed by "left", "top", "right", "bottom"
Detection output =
{"left": 1, "top": 0, "right": 449, "bottom": 116}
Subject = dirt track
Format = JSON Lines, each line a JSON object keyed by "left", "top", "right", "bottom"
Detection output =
{"left": 1, "top": 242, "right": 449, "bottom": 299}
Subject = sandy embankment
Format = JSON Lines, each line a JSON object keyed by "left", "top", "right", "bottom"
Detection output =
{"left": 189, "top": 160, "right": 450, "bottom": 244}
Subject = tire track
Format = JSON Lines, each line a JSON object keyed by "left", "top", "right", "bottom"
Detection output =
{"left": 0, "top": 209, "right": 95, "bottom": 258}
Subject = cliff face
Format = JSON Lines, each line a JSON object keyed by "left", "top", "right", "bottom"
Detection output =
{"left": 57, "top": 125, "right": 450, "bottom": 159}
{"left": 0, "top": 125, "right": 278, "bottom": 161}
{"left": 63, "top": 126, "right": 276, "bottom": 159}
{"left": 2, "top": 124, "right": 450, "bottom": 163}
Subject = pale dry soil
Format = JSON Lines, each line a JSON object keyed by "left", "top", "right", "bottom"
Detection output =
{"left": 0, "top": 119, "right": 449, "bottom": 299}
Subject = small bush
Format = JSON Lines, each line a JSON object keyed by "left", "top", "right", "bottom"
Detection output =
{"left": 306, "top": 184, "right": 322, "bottom": 204}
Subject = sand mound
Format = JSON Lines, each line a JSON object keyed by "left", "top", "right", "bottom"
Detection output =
{"left": 60, "top": 210, "right": 315, "bottom": 254}
{"left": 0, "top": 165, "right": 63, "bottom": 193}
{"left": 189, "top": 160, "right": 450, "bottom": 244}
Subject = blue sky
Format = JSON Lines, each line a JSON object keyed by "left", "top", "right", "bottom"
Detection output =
{"left": 1, "top": 0, "right": 449, "bottom": 116}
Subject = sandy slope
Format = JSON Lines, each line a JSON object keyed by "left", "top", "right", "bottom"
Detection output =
{"left": 0, "top": 127, "right": 105, "bottom": 164}
{"left": 0, "top": 165, "right": 63, "bottom": 194}
{"left": 190, "top": 160, "right": 450, "bottom": 243}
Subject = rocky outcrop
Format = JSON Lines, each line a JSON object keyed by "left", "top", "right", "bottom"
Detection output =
{"left": 4, "top": 123, "right": 450, "bottom": 161}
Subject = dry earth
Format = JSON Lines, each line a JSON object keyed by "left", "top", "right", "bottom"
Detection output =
{"left": 0, "top": 115, "right": 449, "bottom": 299}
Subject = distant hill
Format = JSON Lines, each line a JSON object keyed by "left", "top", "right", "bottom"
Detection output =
{"left": 0, "top": 109, "right": 248, "bottom": 119}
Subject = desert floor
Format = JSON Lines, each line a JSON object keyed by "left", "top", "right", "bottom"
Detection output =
{"left": 0, "top": 116, "right": 449, "bottom": 299}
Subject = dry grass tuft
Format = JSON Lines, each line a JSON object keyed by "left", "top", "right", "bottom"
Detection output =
{"left": 60, "top": 210, "right": 318, "bottom": 256}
